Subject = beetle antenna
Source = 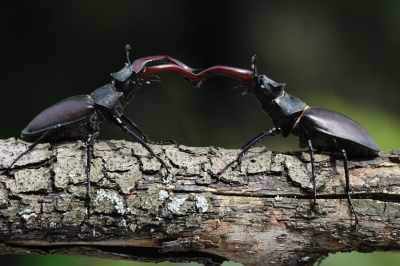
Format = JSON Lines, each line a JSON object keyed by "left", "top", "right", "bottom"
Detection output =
{"left": 125, "top": 44, "right": 132, "bottom": 65}
{"left": 251, "top": 55, "right": 258, "bottom": 77}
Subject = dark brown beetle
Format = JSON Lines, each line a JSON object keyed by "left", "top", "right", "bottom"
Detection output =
{"left": 187, "top": 55, "right": 380, "bottom": 225}
{"left": 5, "top": 45, "right": 200, "bottom": 202}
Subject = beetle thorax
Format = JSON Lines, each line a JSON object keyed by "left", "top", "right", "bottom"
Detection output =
{"left": 252, "top": 91, "right": 309, "bottom": 137}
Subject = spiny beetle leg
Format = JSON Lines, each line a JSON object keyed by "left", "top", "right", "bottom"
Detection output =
{"left": 218, "top": 127, "right": 278, "bottom": 176}
{"left": 5, "top": 125, "right": 60, "bottom": 172}
{"left": 306, "top": 141, "right": 359, "bottom": 226}
{"left": 306, "top": 140, "right": 317, "bottom": 208}
{"left": 85, "top": 131, "right": 99, "bottom": 208}
{"left": 121, "top": 114, "right": 177, "bottom": 146}
{"left": 341, "top": 149, "right": 359, "bottom": 226}
{"left": 114, "top": 120, "right": 171, "bottom": 176}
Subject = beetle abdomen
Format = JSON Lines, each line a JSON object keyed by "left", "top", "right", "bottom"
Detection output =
{"left": 21, "top": 95, "right": 98, "bottom": 140}
{"left": 297, "top": 107, "right": 380, "bottom": 157}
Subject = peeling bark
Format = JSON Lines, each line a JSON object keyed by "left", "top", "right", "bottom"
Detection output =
{"left": 0, "top": 138, "right": 399, "bottom": 266}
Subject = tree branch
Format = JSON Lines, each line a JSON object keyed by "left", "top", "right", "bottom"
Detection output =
{"left": 0, "top": 138, "right": 399, "bottom": 266}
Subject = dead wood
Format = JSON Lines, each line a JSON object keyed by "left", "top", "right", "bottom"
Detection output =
{"left": 0, "top": 138, "right": 399, "bottom": 266}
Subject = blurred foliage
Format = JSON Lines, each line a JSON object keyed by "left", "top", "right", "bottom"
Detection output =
{"left": 1, "top": 254, "right": 204, "bottom": 266}
{"left": 318, "top": 251, "right": 400, "bottom": 266}
{"left": 1, "top": 254, "right": 244, "bottom": 266}
{"left": 1, "top": 1, "right": 399, "bottom": 265}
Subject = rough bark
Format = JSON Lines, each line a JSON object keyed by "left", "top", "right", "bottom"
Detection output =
{"left": 0, "top": 138, "right": 399, "bottom": 266}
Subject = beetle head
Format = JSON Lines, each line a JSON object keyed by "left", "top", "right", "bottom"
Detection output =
{"left": 110, "top": 45, "right": 142, "bottom": 102}
{"left": 243, "top": 55, "right": 285, "bottom": 100}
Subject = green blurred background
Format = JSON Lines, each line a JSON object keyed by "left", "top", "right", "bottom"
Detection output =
{"left": 1, "top": 1, "right": 399, "bottom": 265}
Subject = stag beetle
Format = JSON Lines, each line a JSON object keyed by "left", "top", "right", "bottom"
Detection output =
{"left": 188, "top": 55, "right": 380, "bottom": 225}
{"left": 5, "top": 45, "right": 200, "bottom": 202}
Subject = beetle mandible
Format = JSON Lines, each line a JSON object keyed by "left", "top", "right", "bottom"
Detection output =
{"left": 187, "top": 55, "right": 380, "bottom": 225}
{"left": 4, "top": 45, "right": 200, "bottom": 202}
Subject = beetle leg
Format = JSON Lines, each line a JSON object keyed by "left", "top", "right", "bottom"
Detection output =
{"left": 218, "top": 127, "right": 278, "bottom": 176}
{"left": 5, "top": 125, "right": 60, "bottom": 172}
{"left": 120, "top": 114, "right": 148, "bottom": 139}
{"left": 85, "top": 131, "right": 98, "bottom": 208}
{"left": 306, "top": 140, "right": 317, "bottom": 208}
{"left": 121, "top": 114, "right": 177, "bottom": 146}
{"left": 239, "top": 128, "right": 278, "bottom": 150}
{"left": 113, "top": 118, "right": 171, "bottom": 177}
{"left": 341, "top": 149, "right": 359, "bottom": 226}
